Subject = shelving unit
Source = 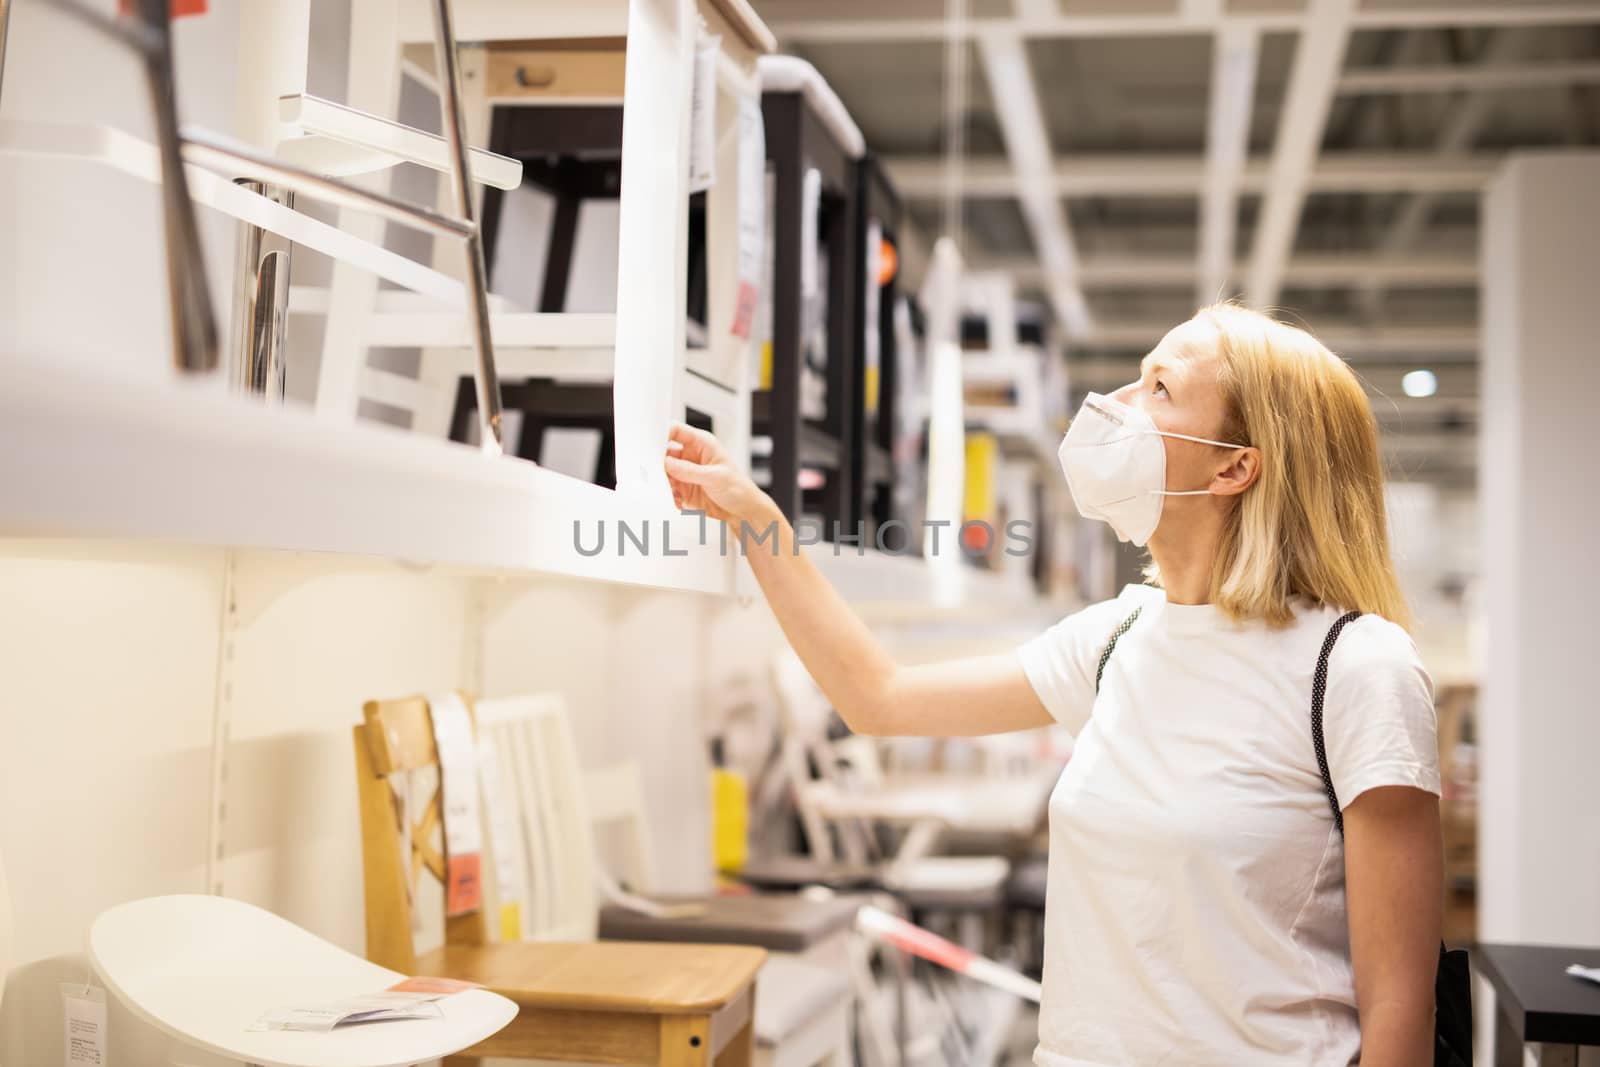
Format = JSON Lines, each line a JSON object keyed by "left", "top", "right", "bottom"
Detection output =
{"left": 0, "top": 1, "right": 1048, "bottom": 612}
{"left": 755, "top": 56, "right": 865, "bottom": 540}
{"left": 0, "top": 356, "right": 739, "bottom": 596}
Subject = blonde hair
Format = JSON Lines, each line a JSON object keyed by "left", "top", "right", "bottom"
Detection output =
{"left": 1150, "top": 302, "right": 1412, "bottom": 630}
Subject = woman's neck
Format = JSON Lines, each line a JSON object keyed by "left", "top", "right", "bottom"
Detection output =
{"left": 1148, "top": 510, "right": 1226, "bottom": 605}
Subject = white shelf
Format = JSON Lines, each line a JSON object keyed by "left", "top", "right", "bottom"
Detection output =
{"left": 0, "top": 356, "right": 739, "bottom": 597}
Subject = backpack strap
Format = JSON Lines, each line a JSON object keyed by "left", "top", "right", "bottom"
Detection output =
{"left": 1094, "top": 606, "right": 1144, "bottom": 694}
{"left": 1310, "top": 609, "right": 1465, "bottom": 1061}
{"left": 1311, "top": 610, "right": 1364, "bottom": 837}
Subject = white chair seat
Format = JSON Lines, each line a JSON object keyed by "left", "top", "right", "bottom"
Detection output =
{"left": 89, "top": 895, "right": 517, "bottom": 1067}
{"left": 753, "top": 954, "right": 851, "bottom": 1047}
{"left": 882, "top": 857, "right": 1010, "bottom": 909}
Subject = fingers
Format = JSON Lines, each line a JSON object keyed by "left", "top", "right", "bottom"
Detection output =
{"left": 667, "top": 421, "right": 722, "bottom": 454}
{"left": 663, "top": 455, "right": 714, "bottom": 485}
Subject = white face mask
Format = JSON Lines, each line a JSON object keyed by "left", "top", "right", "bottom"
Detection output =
{"left": 1057, "top": 392, "right": 1240, "bottom": 546}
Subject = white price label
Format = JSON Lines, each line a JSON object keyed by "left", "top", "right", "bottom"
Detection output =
{"left": 60, "top": 984, "right": 107, "bottom": 1067}
{"left": 688, "top": 34, "right": 720, "bottom": 194}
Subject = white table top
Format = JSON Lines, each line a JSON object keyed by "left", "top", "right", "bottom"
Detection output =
{"left": 90, "top": 895, "right": 517, "bottom": 1067}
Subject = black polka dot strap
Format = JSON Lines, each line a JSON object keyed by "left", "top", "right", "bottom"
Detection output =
{"left": 1094, "top": 606, "right": 1143, "bottom": 694}
{"left": 1311, "top": 610, "right": 1363, "bottom": 837}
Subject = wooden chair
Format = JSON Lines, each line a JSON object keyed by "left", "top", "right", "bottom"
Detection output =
{"left": 354, "top": 693, "right": 764, "bottom": 1066}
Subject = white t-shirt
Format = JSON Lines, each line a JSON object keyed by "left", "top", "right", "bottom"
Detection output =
{"left": 1016, "top": 583, "right": 1440, "bottom": 1067}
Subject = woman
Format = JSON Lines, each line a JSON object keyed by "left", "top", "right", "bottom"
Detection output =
{"left": 664, "top": 302, "right": 1442, "bottom": 1066}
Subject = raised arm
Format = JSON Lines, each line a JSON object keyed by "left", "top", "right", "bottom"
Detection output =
{"left": 664, "top": 423, "right": 1052, "bottom": 738}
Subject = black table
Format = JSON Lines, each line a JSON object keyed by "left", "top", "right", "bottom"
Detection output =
{"left": 1476, "top": 942, "right": 1600, "bottom": 1066}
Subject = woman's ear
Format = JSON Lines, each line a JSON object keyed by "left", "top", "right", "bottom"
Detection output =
{"left": 1211, "top": 446, "right": 1261, "bottom": 497}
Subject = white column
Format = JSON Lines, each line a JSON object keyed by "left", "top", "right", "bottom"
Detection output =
{"left": 1478, "top": 152, "right": 1600, "bottom": 949}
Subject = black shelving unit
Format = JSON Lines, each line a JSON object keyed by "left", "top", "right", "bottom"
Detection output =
{"left": 755, "top": 89, "right": 860, "bottom": 540}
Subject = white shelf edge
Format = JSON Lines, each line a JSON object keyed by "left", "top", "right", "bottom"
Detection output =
{"left": 0, "top": 356, "right": 738, "bottom": 598}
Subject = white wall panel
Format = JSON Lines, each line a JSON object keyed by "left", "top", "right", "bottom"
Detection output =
{"left": 0, "top": 541, "right": 224, "bottom": 1064}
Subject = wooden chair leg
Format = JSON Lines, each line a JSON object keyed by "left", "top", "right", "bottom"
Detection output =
{"left": 661, "top": 1013, "right": 714, "bottom": 1067}
{"left": 713, "top": 1019, "right": 755, "bottom": 1067}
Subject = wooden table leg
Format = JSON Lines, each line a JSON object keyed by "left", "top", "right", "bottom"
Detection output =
{"left": 713, "top": 1020, "right": 755, "bottom": 1067}
{"left": 661, "top": 1013, "right": 714, "bottom": 1067}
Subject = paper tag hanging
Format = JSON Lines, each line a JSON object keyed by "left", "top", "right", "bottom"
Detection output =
{"left": 475, "top": 739, "right": 525, "bottom": 941}
{"left": 60, "top": 984, "right": 107, "bottom": 1066}
{"left": 731, "top": 93, "right": 767, "bottom": 340}
{"left": 800, "top": 167, "right": 822, "bottom": 305}
{"left": 428, "top": 693, "right": 483, "bottom": 917}
{"left": 688, "top": 33, "right": 720, "bottom": 194}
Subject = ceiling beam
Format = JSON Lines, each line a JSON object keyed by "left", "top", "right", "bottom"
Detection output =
{"left": 1011, "top": 0, "right": 1058, "bottom": 22}
{"left": 1354, "top": 29, "right": 1539, "bottom": 321}
{"left": 1198, "top": 23, "right": 1259, "bottom": 306}
{"left": 976, "top": 31, "right": 1093, "bottom": 340}
{"left": 975, "top": 252, "right": 1478, "bottom": 289}
{"left": 769, "top": 5, "right": 1600, "bottom": 44}
{"left": 1382, "top": 31, "right": 1538, "bottom": 255}
{"left": 1245, "top": 0, "right": 1355, "bottom": 309}
{"left": 882, "top": 152, "right": 1499, "bottom": 199}
{"left": 1339, "top": 60, "right": 1600, "bottom": 96}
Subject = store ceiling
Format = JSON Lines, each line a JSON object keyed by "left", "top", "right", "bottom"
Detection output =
{"left": 765, "top": 0, "right": 1600, "bottom": 488}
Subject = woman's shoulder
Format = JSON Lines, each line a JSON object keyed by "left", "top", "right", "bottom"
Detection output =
{"left": 1298, "top": 602, "right": 1429, "bottom": 681}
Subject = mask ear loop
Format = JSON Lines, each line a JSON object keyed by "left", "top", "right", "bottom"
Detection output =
{"left": 1151, "top": 428, "right": 1244, "bottom": 449}
{"left": 1149, "top": 433, "right": 1249, "bottom": 496}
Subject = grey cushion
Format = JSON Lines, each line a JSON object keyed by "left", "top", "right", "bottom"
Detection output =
{"left": 738, "top": 855, "right": 879, "bottom": 891}
{"left": 598, "top": 892, "right": 867, "bottom": 953}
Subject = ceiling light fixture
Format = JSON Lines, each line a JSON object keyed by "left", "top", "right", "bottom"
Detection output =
{"left": 1402, "top": 369, "right": 1438, "bottom": 398}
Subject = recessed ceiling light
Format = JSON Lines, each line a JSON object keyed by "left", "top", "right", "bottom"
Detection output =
{"left": 1402, "top": 369, "right": 1438, "bottom": 399}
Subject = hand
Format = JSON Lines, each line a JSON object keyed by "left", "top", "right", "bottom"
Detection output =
{"left": 663, "top": 422, "right": 776, "bottom": 527}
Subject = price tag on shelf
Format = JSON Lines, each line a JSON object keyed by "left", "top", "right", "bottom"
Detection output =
{"left": 688, "top": 32, "right": 720, "bottom": 194}
{"left": 60, "top": 983, "right": 107, "bottom": 1066}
